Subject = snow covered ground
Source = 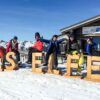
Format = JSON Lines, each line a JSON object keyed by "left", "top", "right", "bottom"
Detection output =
{"left": 0, "top": 40, "right": 100, "bottom": 100}
{"left": 0, "top": 68, "right": 100, "bottom": 100}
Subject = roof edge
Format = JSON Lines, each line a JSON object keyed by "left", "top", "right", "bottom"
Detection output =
{"left": 60, "top": 15, "right": 100, "bottom": 32}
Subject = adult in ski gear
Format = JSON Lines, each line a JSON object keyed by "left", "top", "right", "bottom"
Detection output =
{"left": 6, "top": 36, "right": 20, "bottom": 62}
{"left": 27, "top": 32, "right": 43, "bottom": 63}
{"left": 67, "top": 34, "right": 81, "bottom": 54}
{"left": 40, "top": 35, "right": 65, "bottom": 69}
{"left": 85, "top": 38, "right": 96, "bottom": 55}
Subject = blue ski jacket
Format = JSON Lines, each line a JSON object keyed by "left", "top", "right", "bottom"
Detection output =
{"left": 40, "top": 38, "right": 65, "bottom": 54}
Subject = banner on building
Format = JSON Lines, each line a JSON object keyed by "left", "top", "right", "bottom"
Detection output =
{"left": 82, "top": 26, "right": 100, "bottom": 34}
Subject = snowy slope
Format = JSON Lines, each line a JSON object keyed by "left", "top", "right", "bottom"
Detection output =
{"left": 0, "top": 68, "right": 100, "bottom": 100}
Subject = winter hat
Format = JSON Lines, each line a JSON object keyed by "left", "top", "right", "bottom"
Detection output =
{"left": 69, "top": 34, "right": 74, "bottom": 38}
{"left": 52, "top": 35, "right": 58, "bottom": 40}
{"left": 35, "top": 32, "right": 40, "bottom": 38}
{"left": 13, "top": 36, "right": 18, "bottom": 40}
{"left": 53, "top": 35, "right": 58, "bottom": 38}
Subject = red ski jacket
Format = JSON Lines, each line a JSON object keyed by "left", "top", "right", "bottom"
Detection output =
{"left": 6, "top": 40, "right": 18, "bottom": 53}
{"left": 33, "top": 40, "right": 43, "bottom": 51}
{"left": 0, "top": 47, "right": 5, "bottom": 57}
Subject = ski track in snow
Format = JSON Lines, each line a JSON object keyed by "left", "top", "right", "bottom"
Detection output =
{"left": 0, "top": 69, "right": 100, "bottom": 100}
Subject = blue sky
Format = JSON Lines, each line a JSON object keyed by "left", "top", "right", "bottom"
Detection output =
{"left": 0, "top": 0, "right": 100, "bottom": 41}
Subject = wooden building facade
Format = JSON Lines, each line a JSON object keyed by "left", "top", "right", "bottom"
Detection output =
{"left": 58, "top": 15, "right": 100, "bottom": 56}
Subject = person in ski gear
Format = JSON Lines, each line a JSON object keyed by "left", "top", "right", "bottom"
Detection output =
{"left": 26, "top": 32, "right": 43, "bottom": 63}
{"left": 6, "top": 36, "right": 20, "bottom": 62}
{"left": 85, "top": 38, "right": 96, "bottom": 55}
{"left": 0, "top": 46, "right": 6, "bottom": 71}
{"left": 40, "top": 35, "right": 66, "bottom": 69}
{"left": 67, "top": 34, "right": 81, "bottom": 54}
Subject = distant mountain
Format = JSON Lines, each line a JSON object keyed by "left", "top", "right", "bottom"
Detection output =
{"left": 0, "top": 40, "right": 34, "bottom": 51}
{"left": 0, "top": 40, "right": 7, "bottom": 48}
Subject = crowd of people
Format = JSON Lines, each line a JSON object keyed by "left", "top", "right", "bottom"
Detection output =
{"left": 0, "top": 32, "right": 96, "bottom": 71}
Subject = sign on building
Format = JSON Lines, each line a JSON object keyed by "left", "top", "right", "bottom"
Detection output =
{"left": 82, "top": 26, "right": 100, "bottom": 34}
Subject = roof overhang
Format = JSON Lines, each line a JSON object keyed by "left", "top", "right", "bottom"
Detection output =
{"left": 60, "top": 15, "right": 100, "bottom": 33}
